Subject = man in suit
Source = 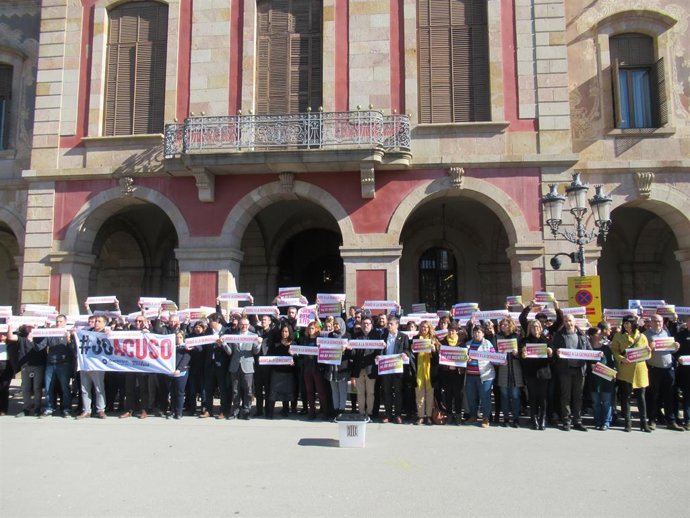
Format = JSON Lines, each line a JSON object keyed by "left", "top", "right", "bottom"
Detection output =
{"left": 226, "top": 318, "right": 261, "bottom": 420}
{"left": 379, "top": 316, "right": 411, "bottom": 424}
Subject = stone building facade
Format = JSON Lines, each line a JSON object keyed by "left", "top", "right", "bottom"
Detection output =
{"left": 0, "top": 0, "right": 688, "bottom": 315}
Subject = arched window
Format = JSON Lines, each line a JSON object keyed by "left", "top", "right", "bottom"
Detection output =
{"left": 419, "top": 247, "right": 457, "bottom": 311}
{"left": 104, "top": 1, "right": 168, "bottom": 135}
{"left": 256, "top": 0, "right": 323, "bottom": 114}
{"left": 610, "top": 33, "right": 666, "bottom": 129}
{"left": 417, "top": 0, "right": 490, "bottom": 123}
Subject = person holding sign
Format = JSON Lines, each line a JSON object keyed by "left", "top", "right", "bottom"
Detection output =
{"left": 42, "top": 315, "right": 75, "bottom": 417}
{"left": 199, "top": 313, "right": 231, "bottom": 419}
{"left": 552, "top": 314, "right": 592, "bottom": 431}
{"left": 350, "top": 317, "right": 382, "bottom": 419}
{"left": 167, "top": 331, "right": 192, "bottom": 419}
{"left": 225, "top": 318, "right": 261, "bottom": 420}
{"left": 380, "top": 316, "right": 411, "bottom": 424}
{"left": 521, "top": 320, "right": 553, "bottom": 430}
{"left": 300, "top": 322, "right": 330, "bottom": 420}
{"left": 644, "top": 316, "right": 683, "bottom": 431}
{"left": 438, "top": 324, "right": 467, "bottom": 424}
{"left": 587, "top": 327, "right": 615, "bottom": 430}
{"left": 324, "top": 317, "right": 351, "bottom": 419}
{"left": 611, "top": 315, "right": 651, "bottom": 432}
{"left": 266, "top": 322, "right": 296, "bottom": 418}
{"left": 674, "top": 318, "right": 690, "bottom": 430}
{"left": 413, "top": 321, "right": 440, "bottom": 425}
{"left": 495, "top": 318, "right": 523, "bottom": 428}
{"left": 465, "top": 326, "right": 497, "bottom": 428}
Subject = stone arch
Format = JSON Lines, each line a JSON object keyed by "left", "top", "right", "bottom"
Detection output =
{"left": 0, "top": 206, "right": 25, "bottom": 248}
{"left": 62, "top": 186, "right": 189, "bottom": 254}
{"left": 387, "top": 176, "right": 538, "bottom": 245}
{"left": 608, "top": 182, "right": 690, "bottom": 250}
{"left": 220, "top": 180, "right": 357, "bottom": 250}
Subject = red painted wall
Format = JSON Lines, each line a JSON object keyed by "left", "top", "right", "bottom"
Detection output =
{"left": 189, "top": 271, "right": 218, "bottom": 307}
{"left": 356, "top": 270, "right": 387, "bottom": 307}
{"left": 49, "top": 274, "right": 61, "bottom": 308}
{"left": 532, "top": 268, "right": 545, "bottom": 293}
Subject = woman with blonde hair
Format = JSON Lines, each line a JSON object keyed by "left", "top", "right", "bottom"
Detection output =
{"left": 414, "top": 320, "right": 440, "bottom": 425}
{"left": 521, "top": 319, "right": 553, "bottom": 430}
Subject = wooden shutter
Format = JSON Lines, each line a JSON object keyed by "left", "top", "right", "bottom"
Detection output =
{"left": 104, "top": 2, "right": 168, "bottom": 136}
{"left": 611, "top": 58, "right": 623, "bottom": 128}
{"left": 652, "top": 57, "right": 667, "bottom": 127}
{"left": 0, "top": 64, "right": 10, "bottom": 149}
{"left": 256, "top": 0, "right": 322, "bottom": 115}
{"left": 418, "top": 0, "right": 490, "bottom": 123}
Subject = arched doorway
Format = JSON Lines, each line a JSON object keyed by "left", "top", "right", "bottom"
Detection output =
{"left": 239, "top": 200, "right": 343, "bottom": 303}
{"left": 0, "top": 222, "right": 20, "bottom": 310}
{"left": 89, "top": 204, "right": 179, "bottom": 310}
{"left": 400, "top": 198, "right": 511, "bottom": 311}
{"left": 598, "top": 206, "right": 682, "bottom": 307}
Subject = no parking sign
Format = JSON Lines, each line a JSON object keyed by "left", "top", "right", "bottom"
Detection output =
{"left": 567, "top": 276, "right": 602, "bottom": 326}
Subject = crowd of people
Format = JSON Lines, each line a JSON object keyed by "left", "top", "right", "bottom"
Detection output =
{"left": 1, "top": 296, "right": 688, "bottom": 434}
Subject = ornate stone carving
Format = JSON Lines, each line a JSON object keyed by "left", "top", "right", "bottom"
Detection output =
{"left": 635, "top": 171, "right": 655, "bottom": 198}
{"left": 360, "top": 166, "right": 375, "bottom": 199}
{"left": 448, "top": 166, "right": 465, "bottom": 189}
{"left": 118, "top": 176, "right": 136, "bottom": 197}
{"left": 279, "top": 172, "right": 295, "bottom": 192}
{"left": 194, "top": 169, "right": 215, "bottom": 203}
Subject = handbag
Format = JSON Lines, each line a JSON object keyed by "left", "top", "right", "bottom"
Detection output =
{"left": 432, "top": 398, "right": 446, "bottom": 425}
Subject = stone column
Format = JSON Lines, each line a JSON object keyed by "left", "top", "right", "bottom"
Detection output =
{"left": 175, "top": 247, "right": 244, "bottom": 308}
{"left": 340, "top": 245, "right": 403, "bottom": 307}
{"left": 506, "top": 243, "right": 545, "bottom": 300}
{"left": 20, "top": 183, "right": 55, "bottom": 305}
{"left": 674, "top": 249, "right": 690, "bottom": 305}
{"left": 47, "top": 252, "right": 96, "bottom": 315}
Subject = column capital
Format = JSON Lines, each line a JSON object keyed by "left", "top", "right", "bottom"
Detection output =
{"left": 339, "top": 245, "right": 403, "bottom": 262}
{"left": 46, "top": 252, "right": 97, "bottom": 271}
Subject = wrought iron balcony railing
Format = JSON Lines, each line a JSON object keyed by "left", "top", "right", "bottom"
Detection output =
{"left": 164, "top": 110, "right": 410, "bottom": 159}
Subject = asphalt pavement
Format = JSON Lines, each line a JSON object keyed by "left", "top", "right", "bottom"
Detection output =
{"left": 1, "top": 385, "right": 688, "bottom": 518}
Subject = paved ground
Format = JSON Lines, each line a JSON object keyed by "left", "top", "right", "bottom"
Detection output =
{"left": 1, "top": 385, "right": 688, "bottom": 518}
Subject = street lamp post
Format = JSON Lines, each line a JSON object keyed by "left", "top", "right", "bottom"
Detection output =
{"left": 541, "top": 172, "right": 613, "bottom": 276}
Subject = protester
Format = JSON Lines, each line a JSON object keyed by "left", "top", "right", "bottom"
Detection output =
{"left": 521, "top": 320, "right": 552, "bottom": 430}
{"left": 413, "top": 321, "right": 439, "bottom": 425}
{"left": 324, "top": 317, "right": 351, "bottom": 419}
{"left": 42, "top": 315, "right": 74, "bottom": 417}
{"left": 225, "top": 318, "right": 261, "bottom": 420}
{"left": 76, "top": 315, "right": 107, "bottom": 419}
{"left": 167, "top": 331, "right": 191, "bottom": 419}
{"left": 350, "top": 316, "right": 381, "bottom": 419}
{"left": 379, "top": 316, "right": 410, "bottom": 423}
{"left": 464, "top": 326, "right": 496, "bottom": 428}
{"left": 495, "top": 317, "right": 523, "bottom": 428}
{"left": 200, "top": 313, "right": 230, "bottom": 419}
{"left": 267, "top": 322, "right": 295, "bottom": 418}
{"left": 587, "top": 327, "right": 615, "bottom": 430}
{"left": 438, "top": 323, "right": 467, "bottom": 424}
{"left": 300, "top": 321, "right": 329, "bottom": 419}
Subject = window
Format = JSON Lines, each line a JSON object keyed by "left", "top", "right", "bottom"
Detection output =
{"left": 256, "top": 0, "right": 322, "bottom": 114}
{"left": 419, "top": 247, "right": 457, "bottom": 312}
{"left": 0, "top": 64, "right": 11, "bottom": 149}
{"left": 610, "top": 33, "right": 666, "bottom": 129}
{"left": 104, "top": 1, "right": 168, "bottom": 136}
{"left": 417, "top": 0, "right": 490, "bottom": 123}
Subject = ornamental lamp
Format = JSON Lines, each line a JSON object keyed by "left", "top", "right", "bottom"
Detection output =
{"left": 541, "top": 183, "right": 566, "bottom": 235}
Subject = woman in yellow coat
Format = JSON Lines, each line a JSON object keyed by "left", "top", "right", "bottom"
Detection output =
{"left": 611, "top": 315, "right": 651, "bottom": 432}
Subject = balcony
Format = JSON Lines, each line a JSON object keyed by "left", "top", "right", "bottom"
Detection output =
{"left": 163, "top": 110, "right": 412, "bottom": 174}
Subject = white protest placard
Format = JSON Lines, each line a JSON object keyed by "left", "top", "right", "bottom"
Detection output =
{"left": 469, "top": 350, "right": 507, "bottom": 365}
{"left": 86, "top": 296, "right": 118, "bottom": 305}
{"left": 637, "top": 299, "right": 665, "bottom": 308}
{"left": 75, "top": 330, "right": 175, "bottom": 374}
{"left": 592, "top": 362, "right": 617, "bottom": 381}
{"left": 289, "top": 345, "right": 319, "bottom": 356}
{"left": 296, "top": 305, "right": 317, "bottom": 327}
{"left": 139, "top": 297, "right": 167, "bottom": 308}
{"left": 377, "top": 354, "right": 404, "bottom": 375}
{"left": 452, "top": 303, "right": 479, "bottom": 317}
{"left": 259, "top": 356, "right": 294, "bottom": 366}
{"left": 318, "top": 302, "right": 342, "bottom": 317}
{"left": 656, "top": 305, "right": 677, "bottom": 318}
{"left": 0, "top": 308, "right": 12, "bottom": 318}
{"left": 411, "top": 339, "right": 433, "bottom": 353}
{"left": 243, "top": 306, "right": 280, "bottom": 316}
{"left": 400, "top": 316, "right": 422, "bottom": 325}
{"left": 347, "top": 340, "right": 385, "bottom": 350}
{"left": 652, "top": 337, "right": 676, "bottom": 352}
{"left": 411, "top": 303, "right": 427, "bottom": 313}
{"left": 278, "top": 287, "right": 302, "bottom": 298}
{"left": 439, "top": 346, "right": 468, "bottom": 367}
{"left": 222, "top": 334, "right": 261, "bottom": 345}
{"left": 561, "top": 306, "right": 587, "bottom": 316}
{"left": 625, "top": 346, "right": 651, "bottom": 363}
{"left": 317, "top": 340, "right": 345, "bottom": 365}
{"left": 524, "top": 343, "right": 548, "bottom": 359}
{"left": 184, "top": 334, "right": 219, "bottom": 347}
{"left": 497, "top": 338, "right": 518, "bottom": 353}
{"left": 317, "top": 337, "right": 348, "bottom": 348}
{"left": 275, "top": 297, "right": 307, "bottom": 307}
{"left": 0, "top": 324, "right": 8, "bottom": 333}
{"left": 473, "top": 310, "right": 509, "bottom": 320}
{"left": 603, "top": 308, "right": 638, "bottom": 319}
{"left": 30, "top": 327, "right": 70, "bottom": 338}
{"left": 506, "top": 295, "right": 523, "bottom": 306}
{"left": 557, "top": 349, "right": 603, "bottom": 361}
{"left": 435, "top": 328, "right": 448, "bottom": 340}
{"left": 363, "top": 300, "right": 399, "bottom": 314}
{"left": 0, "top": 342, "right": 6, "bottom": 361}
{"left": 10, "top": 316, "right": 48, "bottom": 328}
{"left": 534, "top": 291, "right": 555, "bottom": 304}
{"left": 676, "top": 306, "right": 690, "bottom": 316}
{"left": 218, "top": 292, "right": 253, "bottom": 302}
{"left": 678, "top": 356, "right": 690, "bottom": 366}
{"left": 316, "top": 293, "right": 346, "bottom": 304}
{"left": 401, "top": 330, "right": 419, "bottom": 340}
{"left": 436, "top": 310, "right": 451, "bottom": 318}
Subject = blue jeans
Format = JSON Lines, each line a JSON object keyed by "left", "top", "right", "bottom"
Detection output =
{"left": 591, "top": 391, "right": 613, "bottom": 427}
{"left": 500, "top": 386, "right": 521, "bottom": 419}
{"left": 466, "top": 376, "right": 493, "bottom": 419}
{"left": 44, "top": 362, "right": 72, "bottom": 413}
